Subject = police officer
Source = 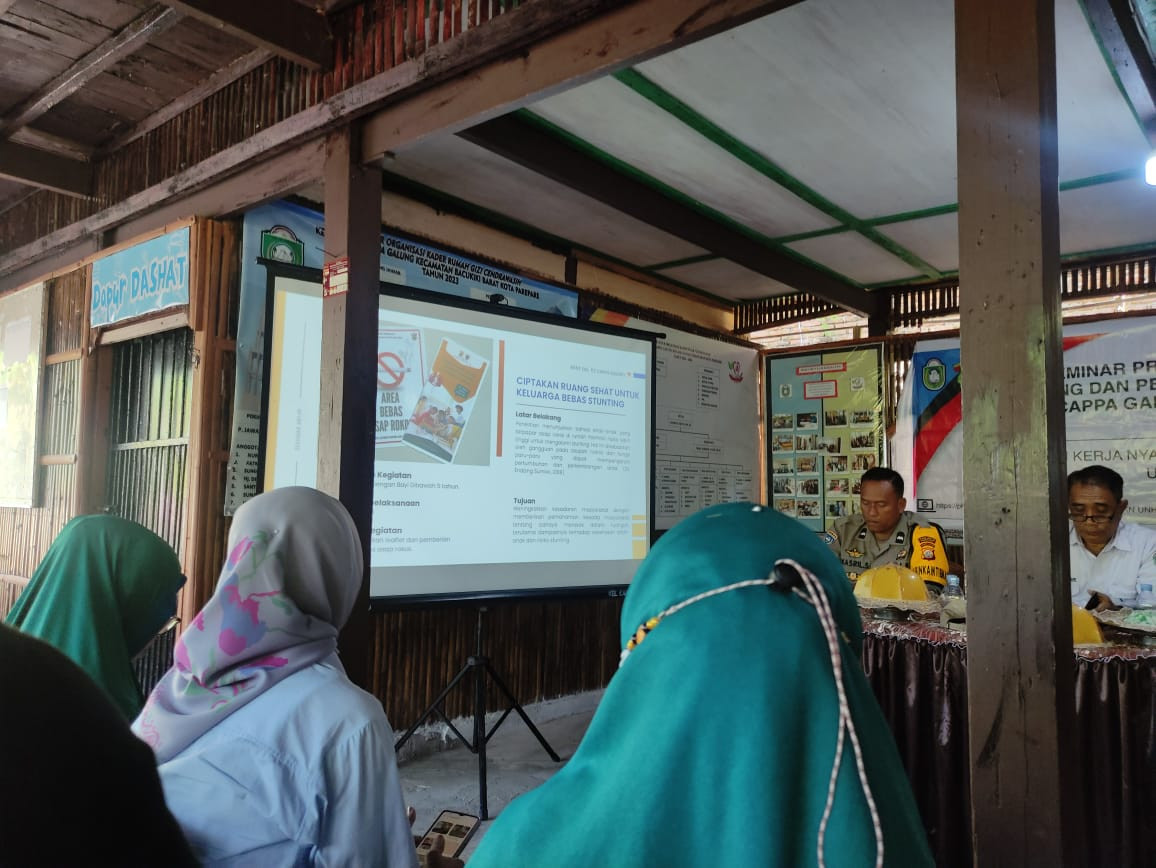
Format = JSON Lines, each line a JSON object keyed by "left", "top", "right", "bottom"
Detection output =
{"left": 823, "top": 467, "right": 949, "bottom": 594}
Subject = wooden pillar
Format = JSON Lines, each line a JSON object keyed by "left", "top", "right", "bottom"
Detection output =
{"left": 183, "top": 219, "right": 241, "bottom": 624}
{"left": 319, "top": 125, "right": 381, "bottom": 689}
{"left": 955, "top": 0, "right": 1082, "bottom": 865}
{"left": 866, "top": 289, "right": 889, "bottom": 337}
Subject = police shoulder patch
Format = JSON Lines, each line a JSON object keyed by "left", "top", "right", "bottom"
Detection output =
{"left": 820, "top": 530, "right": 836, "bottom": 545}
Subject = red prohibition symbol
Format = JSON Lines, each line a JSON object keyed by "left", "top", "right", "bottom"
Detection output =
{"left": 378, "top": 351, "right": 406, "bottom": 388}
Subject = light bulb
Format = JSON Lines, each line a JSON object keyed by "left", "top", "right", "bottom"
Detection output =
{"left": 1146, "top": 154, "right": 1156, "bottom": 186}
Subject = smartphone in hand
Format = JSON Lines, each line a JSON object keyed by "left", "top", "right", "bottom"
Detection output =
{"left": 416, "top": 810, "right": 479, "bottom": 867}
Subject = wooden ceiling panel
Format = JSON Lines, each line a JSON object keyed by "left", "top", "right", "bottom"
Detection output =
{"left": 1059, "top": 179, "right": 1156, "bottom": 256}
{"left": 45, "top": 0, "right": 151, "bottom": 31}
{"left": 876, "top": 212, "right": 960, "bottom": 274}
{"left": 785, "top": 230, "right": 922, "bottom": 285}
{"left": 527, "top": 77, "right": 841, "bottom": 239}
{"left": 146, "top": 16, "right": 252, "bottom": 71}
{"left": 0, "top": 24, "right": 77, "bottom": 73}
{"left": 629, "top": 0, "right": 1148, "bottom": 223}
{"left": 656, "top": 258, "right": 797, "bottom": 300}
{"left": 634, "top": 0, "right": 959, "bottom": 220}
{"left": 30, "top": 99, "right": 127, "bottom": 144}
{"left": 106, "top": 43, "right": 223, "bottom": 101}
{"left": 1, "top": 2, "right": 116, "bottom": 59}
{"left": 389, "top": 135, "right": 710, "bottom": 270}
{"left": 74, "top": 71, "right": 170, "bottom": 117}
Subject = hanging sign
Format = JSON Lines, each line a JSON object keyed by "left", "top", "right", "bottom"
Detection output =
{"left": 322, "top": 258, "right": 349, "bottom": 297}
{"left": 91, "top": 227, "right": 190, "bottom": 327}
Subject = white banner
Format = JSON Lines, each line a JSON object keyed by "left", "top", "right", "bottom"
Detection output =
{"left": 900, "top": 316, "right": 1156, "bottom": 541}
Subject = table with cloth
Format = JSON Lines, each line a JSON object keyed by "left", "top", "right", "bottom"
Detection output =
{"left": 859, "top": 616, "right": 1156, "bottom": 868}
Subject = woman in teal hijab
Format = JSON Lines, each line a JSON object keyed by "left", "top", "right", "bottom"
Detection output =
{"left": 469, "top": 503, "right": 933, "bottom": 867}
{"left": 6, "top": 514, "right": 185, "bottom": 720}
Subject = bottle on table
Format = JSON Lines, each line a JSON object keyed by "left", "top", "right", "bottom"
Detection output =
{"left": 1137, "top": 582, "right": 1155, "bottom": 610}
{"left": 941, "top": 574, "right": 964, "bottom": 603}
{"left": 939, "top": 574, "right": 966, "bottom": 627}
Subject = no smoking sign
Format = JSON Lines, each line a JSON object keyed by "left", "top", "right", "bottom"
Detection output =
{"left": 378, "top": 351, "right": 408, "bottom": 388}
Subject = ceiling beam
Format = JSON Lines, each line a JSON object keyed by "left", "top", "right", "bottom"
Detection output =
{"left": 0, "top": 140, "right": 91, "bottom": 197}
{"left": 1083, "top": 0, "right": 1156, "bottom": 141}
{"left": 155, "top": 0, "right": 332, "bottom": 70}
{"left": 459, "top": 114, "right": 878, "bottom": 316}
{"left": 0, "top": 0, "right": 792, "bottom": 278}
{"left": 9, "top": 128, "right": 94, "bottom": 162}
{"left": 0, "top": 7, "right": 181, "bottom": 140}
{"left": 361, "top": 0, "right": 803, "bottom": 159}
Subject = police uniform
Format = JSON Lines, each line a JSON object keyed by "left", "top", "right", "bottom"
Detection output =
{"left": 822, "top": 511, "right": 948, "bottom": 587}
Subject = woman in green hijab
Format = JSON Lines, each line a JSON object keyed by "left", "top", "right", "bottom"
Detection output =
{"left": 468, "top": 503, "right": 933, "bottom": 867}
{"left": 6, "top": 514, "right": 185, "bottom": 720}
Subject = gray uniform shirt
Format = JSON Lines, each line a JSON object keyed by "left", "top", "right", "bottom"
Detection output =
{"left": 823, "top": 511, "right": 923, "bottom": 581}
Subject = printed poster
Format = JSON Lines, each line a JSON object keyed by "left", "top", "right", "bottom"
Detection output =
{"left": 377, "top": 329, "right": 424, "bottom": 447}
{"left": 402, "top": 338, "right": 489, "bottom": 463}
{"left": 899, "top": 315, "right": 1156, "bottom": 541}
{"left": 0, "top": 283, "right": 46, "bottom": 507}
{"left": 766, "top": 345, "right": 885, "bottom": 532}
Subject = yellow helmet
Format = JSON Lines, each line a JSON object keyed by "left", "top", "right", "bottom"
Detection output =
{"left": 1071, "top": 605, "right": 1103, "bottom": 645}
{"left": 853, "top": 564, "right": 929, "bottom": 602}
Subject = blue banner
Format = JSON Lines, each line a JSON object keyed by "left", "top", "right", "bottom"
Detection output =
{"left": 91, "top": 227, "right": 190, "bottom": 327}
{"left": 380, "top": 234, "right": 578, "bottom": 314}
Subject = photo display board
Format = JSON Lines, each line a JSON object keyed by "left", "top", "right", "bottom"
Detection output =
{"left": 262, "top": 267, "right": 655, "bottom": 604}
{"left": 765, "top": 344, "right": 885, "bottom": 531}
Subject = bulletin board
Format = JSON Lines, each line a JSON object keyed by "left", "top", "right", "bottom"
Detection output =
{"left": 765, "top": 344, "right": 885, "bottom": 532}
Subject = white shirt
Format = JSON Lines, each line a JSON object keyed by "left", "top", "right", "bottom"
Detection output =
{"left": 1069, "top": 520, "right": 1156, "bottom": 607}
{"left": 156, "top": 654, "right": 418, "bottom": 868}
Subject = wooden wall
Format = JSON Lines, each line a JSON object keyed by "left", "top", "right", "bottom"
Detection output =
{"left": 372, "top": 598, "right": 624, "bottom": 729}
{"left": 0, "top": 0, "right": 526, "bottom": 255}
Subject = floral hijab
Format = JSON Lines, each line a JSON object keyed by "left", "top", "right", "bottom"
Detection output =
{"left": 133, "top": 487, "right": 363, "bottom": 762}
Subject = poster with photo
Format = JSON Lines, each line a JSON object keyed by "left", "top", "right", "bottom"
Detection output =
{"left": 402, "top": 337, "right": 489, "bottom": 463}
{"left": 376, "top": 329, "right": 424, "bottom": 446}
{"left": 765, "top": 344, "right": 885, "bottom": 531}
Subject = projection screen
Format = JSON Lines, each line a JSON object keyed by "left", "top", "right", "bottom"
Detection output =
{"left": 262, "top": 266, "right": 655, "bottom": 605}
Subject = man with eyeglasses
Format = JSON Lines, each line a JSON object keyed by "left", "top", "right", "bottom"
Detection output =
{"left": 1068, "top": 464, "right": 1156, "bottom": 609}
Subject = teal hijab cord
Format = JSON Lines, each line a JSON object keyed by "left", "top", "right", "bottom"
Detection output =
{"left": 619, "top": 549, "right": 885, "bottom": 868}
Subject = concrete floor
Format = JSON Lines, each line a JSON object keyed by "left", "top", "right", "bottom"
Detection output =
{"left": 398, "top": 691, "right": 599, "bottom": 860}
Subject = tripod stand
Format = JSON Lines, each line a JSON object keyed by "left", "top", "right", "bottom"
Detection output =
{"left": 394, "top": 607, "right": 560, "bottom": 819}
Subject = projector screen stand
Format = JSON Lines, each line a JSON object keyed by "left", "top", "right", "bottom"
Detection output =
{"left": 394, "top": 606, "right": 561, "bottom": 819}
